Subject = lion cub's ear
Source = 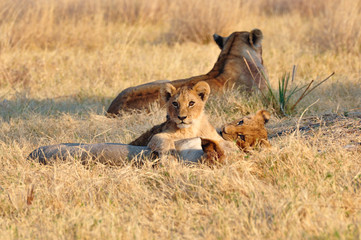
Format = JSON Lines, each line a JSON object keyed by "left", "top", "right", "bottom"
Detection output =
{"left": 256, "top": 109, "right": 271, "bottom": 124}
{"left": 249, "top": 29, "right": 263, "bottom": 48}
{"left": 160, "top": 83, "right": 177, "bottom": 103}
{"left": 193, "top": 81, "right": 210, "bottom": 102}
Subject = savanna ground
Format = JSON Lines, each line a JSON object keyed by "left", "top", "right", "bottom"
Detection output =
{"left": 0, "top": 0, "right": 361, "bottom": 239}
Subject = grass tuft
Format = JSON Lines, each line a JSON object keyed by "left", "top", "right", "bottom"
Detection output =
{"left": 260, "top": 66, "right": 335, "bottom": 116}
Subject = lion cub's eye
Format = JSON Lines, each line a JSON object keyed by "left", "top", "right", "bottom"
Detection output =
{"left": 188, "top": 101, "right": 195, "bottom": 107}
{"left": 237, "top": 120, "right": 244, "bottom": 125}
{"left": 172, "top": 102, "right": 179, "bottom": 108}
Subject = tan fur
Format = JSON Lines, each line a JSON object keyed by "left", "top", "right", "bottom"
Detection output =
{"left": 147, "top": 81, "right": 225, "bottom": 156}
{"left": 220, "top": 110, "right": 271, "bottom": 152}
{"left": 107, "top": 29, "right": 266, "bottom": 115}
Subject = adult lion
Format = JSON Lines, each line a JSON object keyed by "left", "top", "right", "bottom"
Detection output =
{"left": 107, "top": 29, "right": 266, "bottom": 115}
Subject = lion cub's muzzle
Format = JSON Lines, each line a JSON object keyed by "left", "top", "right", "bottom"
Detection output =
{"left": 175, "top": 115, "right": 192, "bottom": 128}
{"left": 178, "top": 116, "right": 187, "bottom": 121}
{"left": 221, "top": 126, "right": 234, "bottom": 141}
{"left": 221, "top": 126, "right": 245, "bottom": 142}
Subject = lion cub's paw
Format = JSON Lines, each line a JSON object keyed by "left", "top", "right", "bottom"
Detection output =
{"left": 200, "top": 138, "right": 226, "bottom": 167}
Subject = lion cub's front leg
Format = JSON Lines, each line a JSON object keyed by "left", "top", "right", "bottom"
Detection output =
{"left": 147, "top": 133, "right": 176, "bottom": 156}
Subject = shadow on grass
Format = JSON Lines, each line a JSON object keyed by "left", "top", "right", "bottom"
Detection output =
{"left": 0, "top": 95, "right": 114, "bottom": 122}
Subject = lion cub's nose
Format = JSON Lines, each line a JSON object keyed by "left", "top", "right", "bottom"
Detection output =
{"left": 178, "top": 116, "right": 187, "bottom": 121}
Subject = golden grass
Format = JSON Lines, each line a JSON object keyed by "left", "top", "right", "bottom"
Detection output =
{"left": 1, "top": 0, "right": 361, "bottom": 239}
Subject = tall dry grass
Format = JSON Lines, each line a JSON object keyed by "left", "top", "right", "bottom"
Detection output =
{"left": 307, "top": 0, "right": 361, "bottom": 53}
{"left": 0, "top": 0, "right": 246, "bottom": 49}
{"left": 166, "top": 0, "right": 245, "bottom": 43}
{"left": 0, "top": 0, "right": 359, "bottom": 51}
{"left": 0, "top": 0, "right": 169, "bottom": 50}
{"left": 0, "top": 0, "right": 361, "bottom": 239}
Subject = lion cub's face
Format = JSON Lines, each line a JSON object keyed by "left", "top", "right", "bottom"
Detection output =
{"left": 221, "top": 110, "right": 271, "bottom": 151}
{"left": 161, "top": 81, "right": 210, "bottom": 129}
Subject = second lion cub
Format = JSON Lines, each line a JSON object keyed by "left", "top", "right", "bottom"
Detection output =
{"left": 148, "top": 81, "right": 225, "bottom": 155}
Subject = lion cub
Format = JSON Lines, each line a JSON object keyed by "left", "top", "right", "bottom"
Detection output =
{"left": 147, "top": 81, "right": 224, "bottom": 155}
{"left": 220, "top": 110, "right": 271, "bottom": 152}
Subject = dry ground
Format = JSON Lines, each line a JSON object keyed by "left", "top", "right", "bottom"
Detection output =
{"left": 0, "top": 0, "right": 361, "bottom": 239}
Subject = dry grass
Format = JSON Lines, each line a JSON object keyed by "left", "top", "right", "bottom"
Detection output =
{"left": 166, "top": 0, "right": 244, "bottom": 43}
{"left": 1, "top": 0, "right": 361, "bottom": 239}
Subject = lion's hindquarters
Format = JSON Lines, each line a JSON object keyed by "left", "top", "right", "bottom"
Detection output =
{"left": 28, "top": 140, "right": 214, "bottom": 165}
{"left": 107, "top": 80, "right": 171, "bottom": 115}
{"left": 27, "top": 143, "right": 152, "bottom": 165}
